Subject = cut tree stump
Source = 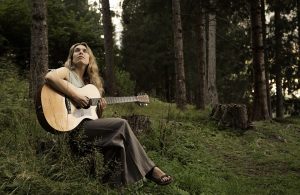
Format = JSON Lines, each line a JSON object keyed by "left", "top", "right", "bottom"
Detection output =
{"left": 210, "top": 104, "right": 252, "bottom": 130}
{"left": 121, "top": 114, "right": 151, "bottom": 134}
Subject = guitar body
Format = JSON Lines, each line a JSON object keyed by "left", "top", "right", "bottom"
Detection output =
{"left": 36, "top": 83, "right": 100, "bottom": 133}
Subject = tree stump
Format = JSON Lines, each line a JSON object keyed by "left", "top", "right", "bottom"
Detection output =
{"left": 121, "top": 114, "right": 151, "bottom": 134}
{"left": 210, "top": 104, "right": 252, "bottom": 130}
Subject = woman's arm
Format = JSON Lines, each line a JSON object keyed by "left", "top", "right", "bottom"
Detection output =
{"left": 45, "top": 67, "right": 89, "bottom": 108}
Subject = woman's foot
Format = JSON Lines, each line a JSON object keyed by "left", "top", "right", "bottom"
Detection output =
{"left": 145, "top": 166, "right": 173, "bottom": 185}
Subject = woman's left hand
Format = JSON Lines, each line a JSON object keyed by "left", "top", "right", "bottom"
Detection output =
{"left": 98, "top": 98, "right": 107, "bottom": 111}
{"left": 96, "top": 98, "right": 107, "bottom": 118}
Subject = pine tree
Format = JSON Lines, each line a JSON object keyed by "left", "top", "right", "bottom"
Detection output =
{"left": 101, "top": 0, "right": 116, "bottom": 95}
{"left": 206, "top": 0, "right": 218, "bottom": 106}
{"left": 30, "top": 0, "right": 48, "bottom": 104}
{"left": 250, "top": 0, "right": 270, "bottom": 120}
{"left": 196, "top": 6, "right": 206, "bottom": 109}
{"left": 172, "top": 0, "right": 187, "bottom": 110}
{"left": 274, "top": 0, "right": 284, "bottom": 119}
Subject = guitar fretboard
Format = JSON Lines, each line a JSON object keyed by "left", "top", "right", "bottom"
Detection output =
{"left": 89, "top": 96, "right": 139, "bottom": 105}
{"left": 105, "top": 96, "right": 138, "bottom": 104}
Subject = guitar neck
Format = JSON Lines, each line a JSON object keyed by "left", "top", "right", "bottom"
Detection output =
{"left": 89, "top": 96, "right": 139, "bottom": 105}
{"left": 105, "top": 96, "right": 138, "bottom": 104}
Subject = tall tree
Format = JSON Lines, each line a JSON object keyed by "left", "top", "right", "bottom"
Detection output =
{"left": 172, "top": 0, "right": 187, "bottom": 110}
{"left": 206, "top": 0, "right": 218, "bottom": 106}
{"left": 274, "top": 0, "right": 284, "bottom": 119}
{"left": 297, "top": 0, "right": 300, "bottom": 79}
{"left": 101, "top": 0, "right": 116, "bottom": 95}
{"left": 261, "top": 0, "right": 272, "bottom": 116}
{"left": 196, "top": 6, "right": 206, "bottom": 109}
{"left": 250, "top": 0, "right": 270, "bottom": 120}
{"left": 30, "top": 0, "right": 48, "bottom": 104}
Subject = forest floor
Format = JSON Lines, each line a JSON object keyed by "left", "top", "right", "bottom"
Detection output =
{"left": 0, "top": 59, "right": 299, "bottom": 195}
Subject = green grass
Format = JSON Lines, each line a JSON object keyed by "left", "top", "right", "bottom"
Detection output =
{"left": 0, "top": 59, "right": 299, "bottom": 194}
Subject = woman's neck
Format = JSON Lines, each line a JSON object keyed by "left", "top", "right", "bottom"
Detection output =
{"left": 73, "top": 66, "right": 86, "bottom": 79}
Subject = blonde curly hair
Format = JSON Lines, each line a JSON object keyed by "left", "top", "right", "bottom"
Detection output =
{"left": 64, "top": 42, "right": 104, "bottom": 96}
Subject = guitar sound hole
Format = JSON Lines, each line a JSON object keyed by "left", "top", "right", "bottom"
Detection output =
{"left": 83, "top": 105, "right": 90, "bottom": 109}
{"left": 75, "top": 105, "right": 90, "bottom": 109}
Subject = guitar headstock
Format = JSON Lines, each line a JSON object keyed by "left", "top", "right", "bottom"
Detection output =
{"left": 136, "top": 93, "right": 150, "bottom": 106}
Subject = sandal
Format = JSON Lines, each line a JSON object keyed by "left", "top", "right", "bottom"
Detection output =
{"left": 145, "top": 166, "right": 173, "bottom": 186}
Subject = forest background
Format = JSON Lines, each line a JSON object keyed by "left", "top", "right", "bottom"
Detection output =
{"left": 0, "top": 0, "right": 299, "bottom": 194}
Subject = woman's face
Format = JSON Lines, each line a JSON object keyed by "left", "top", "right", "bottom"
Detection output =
{"left": 72, "top": 44, "right": 90, "bottom": 66}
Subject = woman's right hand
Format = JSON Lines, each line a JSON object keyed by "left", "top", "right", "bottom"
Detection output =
{"left": 72, "top": 93, "right": 90, "bottom": 108}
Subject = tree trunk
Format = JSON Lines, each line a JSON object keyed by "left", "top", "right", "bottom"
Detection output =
{"left": 172, "top": 0, "right": 187, "bottom": 110}
{"left": 274, "top": 0, "right": 284, "bottom": 119}
{"left": 101, "top": 0, "right": 116, "bottom": 95}
{"left": 250, "top": 0, "right": 270, "bottom": 121}
{"left": 206, "top": 0, "right": 218, "bottom": 106}
{"left": 261, "top": 0, "right": 272, "bottom": 117}
{"left": 30, "top": 0, "right": 48, "bottom": 105}
{"left": 196, "top": 7, "right": 206, "bottom": 110}
{"left": 297, "top": 0, "right": 300, "bottom": 81}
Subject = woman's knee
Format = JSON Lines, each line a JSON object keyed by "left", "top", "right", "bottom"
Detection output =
{"left": 115, "top": 118, "right": 129, "bottom": 126}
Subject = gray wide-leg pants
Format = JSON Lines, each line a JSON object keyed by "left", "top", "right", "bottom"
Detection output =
{"left": 82, "top": 118, "right": 155, "bottom": 185}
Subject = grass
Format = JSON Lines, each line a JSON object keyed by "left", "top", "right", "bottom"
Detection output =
{"left": 0, "top": 59, "right": 299, "bottom": 194}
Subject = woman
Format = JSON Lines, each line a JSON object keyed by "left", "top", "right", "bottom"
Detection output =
{"left": 45, "top": 42, "right": 173, "bottom": 186}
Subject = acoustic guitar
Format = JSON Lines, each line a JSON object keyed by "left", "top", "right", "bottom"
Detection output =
{"left": 36, "top": 83, "right": 149, "bottom": 134}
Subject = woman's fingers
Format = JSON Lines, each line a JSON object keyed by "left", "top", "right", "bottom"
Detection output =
{"left": 74, "top": 96, "right": 89, "bottom": 108}
{"left": 82, "top": 96, "right": 89, "bottom": 107}
{"left": 101, "top": 98, "right": 107, "bottom": 108}
{"left": 98, "top": 98, "right": 107, "bottom": 110}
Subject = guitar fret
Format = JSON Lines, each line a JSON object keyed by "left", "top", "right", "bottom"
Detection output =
{"left": 105, "top": 96, "right": 138, "bottom": 104}
{"left": 121, "top": 97, "right": 126, "bottom": 103}
{"left": 90, "top": 98, "right": 100, "bottom": 106}
{"left": 88, "top": 96, "right": 147, "bottom": 105}
{"left": 116, "top": 97, "right": 121, "bottom": 103}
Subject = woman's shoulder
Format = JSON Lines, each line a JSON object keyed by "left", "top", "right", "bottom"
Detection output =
{"left": 56, "top": 67, "right": 70, "bottom": 72}
{"left": 46, "top": 67, "right": 70, "bottom": 79}
{"left": 52, "top": 67, "right": 71, "bottom": 75}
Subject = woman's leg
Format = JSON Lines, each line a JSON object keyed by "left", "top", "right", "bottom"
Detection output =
{"left": 83, "top": 118, "right": 155, "bottom": 185}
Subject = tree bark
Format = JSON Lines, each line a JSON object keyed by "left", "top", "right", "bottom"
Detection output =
{"left": 261, "top": 0, "right": 272, "bottom": 117}
{"left": 172, "top": 0, "right": 187, "bottom": 110}
{"left": 297, "top": 0, "right": 300, "bottom": 82}
{"left": 30, "top": 0, "right": 48, "bottom": 105}
{"left": 274, "top": 0, "right": 284, "bottom": 119}
{"left": 101, "top": 0, "right": 116, "bottom": 95}
{"left": 250, "top": 0, "right": 270, "bottom": 120}
{"left": 196, "top": 7, "right": 206, "bottom": 109}
{"left": 206, "top": 0, "right": 218, "bottom": 106}
{"left": 210, "top": 104, "right": 251, "bottom": 130}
